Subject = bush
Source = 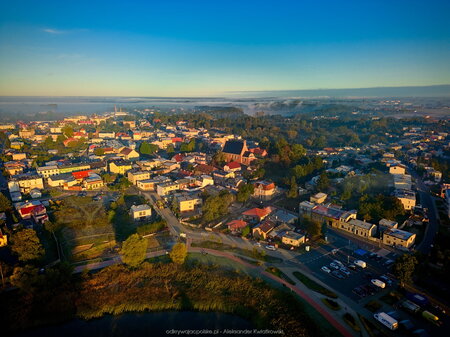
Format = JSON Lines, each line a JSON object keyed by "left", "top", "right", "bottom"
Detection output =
{"left": 136, "top": 220, "right": 166, "bottom": 236}
{"left": 364, "top": 300, "right": 382, "bottom": 312}
{"left": 321, "top": 298, "right": 340, "bottom": 311}
{"left": 343, "top": 313, "right": 360, "bottom": 332}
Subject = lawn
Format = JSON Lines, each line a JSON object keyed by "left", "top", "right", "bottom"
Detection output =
{"left": 191, "top": 240, "right": 283, "bottom": 263}
{"left": 265, "top": 266, "right": 296, "bottom": 285}
{"left": 293, "top": 271, "right": 338, "bottom": 298}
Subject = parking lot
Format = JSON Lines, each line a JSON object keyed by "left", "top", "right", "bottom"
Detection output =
{"left": 287, "top": 229, "right": 448, "bottom": 336}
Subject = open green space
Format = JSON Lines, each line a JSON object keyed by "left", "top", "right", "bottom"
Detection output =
{"left": 191, "top": 240, "right": 283, "bottom": 263}
{"left": 293, "top": 271, "right": 338, "bottom": 298}
{"left": 265, "top": 266, "right": 296, "bottom": 285}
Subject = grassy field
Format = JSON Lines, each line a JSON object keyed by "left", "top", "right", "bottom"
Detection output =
{"left": 265, "top": 266, "right": 296, "bottom": 285}
{"left": 293, "top": 271, "right": 338, "bottom": 298}
{"left": 191, "top": 240, "right": 283, "bottom": 263}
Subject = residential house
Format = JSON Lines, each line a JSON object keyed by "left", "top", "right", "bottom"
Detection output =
{"left": 253, "top": 180, "right": 276, "bottom": 200}
{"left": 8, "top": 175, "right": 44, "bottom": 194}
{"left": 130, "top": 204, "right": 152, "bottom": 220}
{"left": 118, "top": 147, "right": 140, "bottom": 160}
{"left": 224, "top": 161, "right": 241, "bottom": 172}
{"left": 252, "top": 220, "right": 276, "bottom": 239}
{"left": 389, "top": 164, "right": 407, "bottom": 175}
{"left": 156, "top": 181, "right": 180, "bottom": 196}
{"left": 227, "top": 219, "right": 248, "bottom": 232}
{"left": 337, "top": 219, "right": 377, "bottom": 238}
{"left": 128, "top": 170, "right": 151, "bottom": 185}
{"left": 394, "top": 189, "right": 416, "bottom": 210}
{"left": 310, "top": 192, "right": 328, "bottom": 204}
{"left": 242, "top": 207, "right": 273, "bottom": 223}
{"left": 109, "top": 160, "right": 133, "bottom": 175}
{"left": 174, "top": 193, "right": 202, "bottom": 213}
{"left": 281, "top": 231, "right": 305, "bottom": 247}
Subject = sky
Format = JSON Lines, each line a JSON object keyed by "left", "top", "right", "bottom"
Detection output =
{"left": 0, "top": 0, "right": 449, "bottom": 96}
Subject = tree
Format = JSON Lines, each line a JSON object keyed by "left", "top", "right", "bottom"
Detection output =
{"left": 0, "top": 193, "right": 12, "bottom": 212}
{"left": 170, "top": 242, "right": 187, "bottom": 265}
{"left": 10, "top": 265, "right": 40, "bottom": 293}
{"left": 316, "top": 172, "right": 330, "bottom": 191}
{"left": 94, "top": 148, "right": 105, "bottom": 156}
{"left": 241, "top": 226, "right": 250, "bottom": 237}
{"left": 166, "top": 144, "right": 175, "bottom": 154}
{"left": 140, "top": 142, "right": 159, "bottom": 155}
{"left": 303, "top": 216, "right": 322, "bottom": 238}
{"left": 62, "top": 126, "right": 74, "bottom": 138}
{"left": 11, "top": 229, "right": 45, "bottom": 262}
{"left": 212, "top": 151, "right": 226, "bottom": 166}
{"left": 392, "top": 254, "right": 418, "bottom": 286}
{"left": 120, "top": 234, "right": 148, "bottom": 268}
{"left": 287, "top": 176, "right": 298, "bottom": 198}
{"left": 236, "top": 183, "right": 254, "bottom": 203}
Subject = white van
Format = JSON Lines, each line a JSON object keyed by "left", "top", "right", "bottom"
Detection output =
{"left": 371, "top": 279, "right": 386, "bottom": 288}
{"left": 354, "top": 260, "right": 367, "bottom": 268}
{"left": 374, "top": 312, "right": 398, "bottom": 330}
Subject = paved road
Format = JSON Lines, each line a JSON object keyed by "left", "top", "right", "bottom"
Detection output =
{"left": 410, "top": 169, "right": 440, "bottom": 254}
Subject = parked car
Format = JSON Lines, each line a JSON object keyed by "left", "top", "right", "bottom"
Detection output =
{"left": 254, "top": 242, "right": 261, "bottom": 247}
{"left": 371, "top": 279, "right": 386, "bottom": 288}
{"left": 379, "top": 275, "right": 393, "bottom": 286}
{"left": 329, "top": 262, "right": 340, "bottom": 270}
{"left": 321, "top": 266, "right": 331, "bottom": 273}
{"left": 333, "top": 259, "right": 344, "bottom": 267}
{"left": 412, "top": 329, "right": 429, "bottom": 337}
{"left": 384, "top": 259, "right": 394, "bottom": 267}
{"left": 339, "top": 267, "right": 351, "bottom": 276}
{"left": 265, "top": 245, "right": 276, "bottom": 251}
{"left": 348, "top": 264, "right": 357, "bottom": 271}
{"left": 399, "top": 319, "right": 415, "bottom": 332}
{"left": 331, "top": 270, "right": 345, "bottom": 279}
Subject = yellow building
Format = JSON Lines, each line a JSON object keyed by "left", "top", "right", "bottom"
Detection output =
{"left": 37, "top": 165, "right": 60, "bottom": 178}
{"left": 19, "top": 128, "right": 35, "bottom": 139}
{"left": 130, "top": 204, "right": 152, "bottom": 220}
{"left": 175, "top": 194, "right": 202, "bottom": 213}
{"left": 109, "top": 161, "right": 133, "bottom": 175}
{"left": 8, "top": 176, "right": 44, "bottom": 193}
{"left": 281, "top": 231, "right": 305, "bottom": 247}
{"left": 156, "top": 181, "right": 179, "bottom": 196}
{"left": 127, "top": 170, "right": 151, "bottom": 185}
{"left": 382, "top": 228, "right": 416, "bottom": 248}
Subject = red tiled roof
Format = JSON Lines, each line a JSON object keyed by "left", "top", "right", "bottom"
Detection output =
{"left": 173, "top": 153, "right": 184, "bottom": 162}
{"left": 172, "top": 137, "right": 183, "bottom": 143}
{"left": 242, "top": 207, "right": 271, "bottom": 219}
{"left": 225, "top": 161, "right": 241, "bottom": 169}
{"left": 227, "top": 220, "right": 248, "bottom": 230}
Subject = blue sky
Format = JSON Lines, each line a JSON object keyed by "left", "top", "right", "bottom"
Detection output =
{"left": 0, "top": 0, "right": 449, "bottom": 96}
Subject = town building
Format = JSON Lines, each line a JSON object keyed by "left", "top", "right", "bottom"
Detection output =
{"left": 130, "top": 204, "right": 152, "bottom": 220}
{"left": 281, "top": 231, "right": 305, "bottom": 247}
{"left": 174, "top": 194, "right": 202, "bottom": 213}
{"left": 253, "top": 181, "right": 276, "bottom": 200}
{"left": 382, "top": 228, "right": 416, "bottom": 248}
{"left": 109, "top": 160, "right": 133, "bottom": 175}
{"left": 222, "top": 139, "right": 256, "bottom": 166}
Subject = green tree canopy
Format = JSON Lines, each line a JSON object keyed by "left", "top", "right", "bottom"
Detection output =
{"left": 236, "top": 183, "right": 255, "bottom": 203}
{"left": 0, "top": 193, "right": 12, "bottom": 212}
{"left": 316, "top": 172, "right": 330, "bottom": 191}
{"left": 11, "top": 229, "right": 45, "bottom": 262}
{"left": 287, "top": 176, "right": 298, "bottom": 198}
{"left": 120, "top": 234, "right": 148, "bottom": 268}
{"left": 392, "top": 254, "right": 418, "bottom": 286}
{"left": 140, "top": 142, "right": 159, "bottom": 155}
{"left": 170, "top": 242, "right": 187, "bottom": 265}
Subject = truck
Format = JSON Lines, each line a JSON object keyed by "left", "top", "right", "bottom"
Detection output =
{"left": 400, "top": 300, "right": 421, "bottom": 314}
{"left": 374, "top": 312, "right": 399, "bottom": 330}
{"left": 371, "top": 279, "right": 386, "bottom": 288}
{"left": 354, "top": 260, "right": 367, "bottom": 268}
{"left": 422, "top": 311, "right": 442, "bottom": 326}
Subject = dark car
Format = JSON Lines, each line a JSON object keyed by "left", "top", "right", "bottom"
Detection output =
{"left": 412, "top": 329, "right": 429, "bottom": 337}
{"left": 331, "top": 270, "right": 345, "bottom": 279}
{"left": 399, "top": 319, "right": 415, "bottom": 332}
{"left": 364, "top": 272, "right": 374, "bottom": 280}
